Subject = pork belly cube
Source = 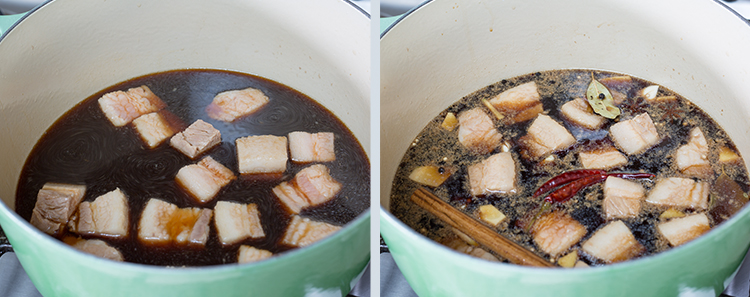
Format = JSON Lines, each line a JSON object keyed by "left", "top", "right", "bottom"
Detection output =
{"left": 137, "top": 199, "right": 213, "bottom": 246}
{"left": 206, "top": 87, "right": 269, "bottom": 122}
{"left": 63, "top": 236, "right": 123, "bottom": 262}
{"left": 443, "top": 238, "right": 499, "bottom": 262}
{"left": 132, "top": 112, "right": 177, "bottom": 148}
{"left": 657, "top": 213, "right": 711, "bottom": 247}
{"left": 72, "top": 188, "right": 129, "bottom": 238}
{"left": 238, "top": 246, "right": 273, "bottom": 264}
{"left": 530, "top": 211, "right": 587, "bottom": 257}
{"left": 457, "top": 108, "right": 502, "bottom": 154}
{"left": 646, "top": 177, "right": 709, "bottom": 210}
{"left": 294, "top": 164, "right": 342, "bottom": 206}
{"left": 170, "top": 119, "right": 221, "bottom": 159}
{"left": 214, "top": 201, "right": 265, "bottom": 245}
{"left": 176, "top": 156, "right": 236, "bottom": 203}
{"left": 272, "top": 181, "right": 310, "bottom": 214}
{"left": 675, "top": 127, "right": 713, "bottom": 179}
{"left": 30, "top": 183, "right": 86, "bottom": 236}
{"left": 98, "top": 85, "right": 165, "bottom": 127}
{"left": 236, "top": 135, "right": 288, "bottom": 174}
{"left": 579, "top": 147, "right": 628, "bottom": 170}
{"left": 519, "top": 114, "right": 576, "bottom": 159}
{"left": 581, "top": 220, "right": 645, "bottom": 263}
{"left": 288, "top": 131, "right": 335, "bottom": 163}
{"left": 560, "top": 98, "right": 607, "bottom": 130}
{"left": 603, "top": 177, "right": 645, "bottom": 219}
{"left": 468, "top": 152, "right": 517, "bottom": 196}
{"left": 488, "top": 81, "right": 543, "bottom": 123}
{"left": 281, "top": 215, "right": 341, "bottom": 247}
{"left": 610, "top": 113, "right": 660, "bottom": 155}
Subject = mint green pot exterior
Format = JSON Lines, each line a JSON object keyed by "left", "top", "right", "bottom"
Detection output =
{"left": 0, "top": 1, "right": 371, "bottom": 296}
{"left": 380, "top": 0, "right": 750, "bottom": 296}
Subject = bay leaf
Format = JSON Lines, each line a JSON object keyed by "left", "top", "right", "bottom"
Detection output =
{"left": 586, "top": 74, "right": 620, "bottom": 119}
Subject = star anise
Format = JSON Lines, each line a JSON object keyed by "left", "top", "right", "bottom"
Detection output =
{"left": 620, "top": 97, "right": 648, "bottom": 114}
{"left": 657, "top": 101, "right": 682, "bottom": 123}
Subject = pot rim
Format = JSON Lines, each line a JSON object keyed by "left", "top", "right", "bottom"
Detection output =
{"left": 0, "top": 0, "right": 371, "bottom": 273}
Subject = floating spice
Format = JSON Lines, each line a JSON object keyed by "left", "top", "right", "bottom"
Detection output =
{"left": 586, "top": 74, "right": 621, "bottom": 119}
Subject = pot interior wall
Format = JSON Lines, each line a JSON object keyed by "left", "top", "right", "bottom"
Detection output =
{"left": 0, "top": 0, "right": 370, "bottom": 212}
{"left": 381, "top": 0, "right": 750, "bottom": 210}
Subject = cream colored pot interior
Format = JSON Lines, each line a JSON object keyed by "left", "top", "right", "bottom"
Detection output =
{"left": 0, "top": 0, "right": 370, "bottom": 212}
{"left": 381, "top": 0, "right": 750, "bottom": 210}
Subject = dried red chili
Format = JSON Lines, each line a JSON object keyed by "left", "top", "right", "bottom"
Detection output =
{"left": 542, "top": 173, "right": 608, "bottom": 203}
{"left": 533, "top": 169, "right": 606, "bottom": 198}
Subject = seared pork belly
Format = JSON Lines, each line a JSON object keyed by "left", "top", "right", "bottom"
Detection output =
{"left": 646, "top": 177, "right": 709, "bottom": 210}
{"left": 560, "top": 98, "right": 606, "bottom": 130}
{"left": 176, "top": 156, "right": 236, "bottom": 203}
{"left": 206, "top": 87, "right": 269, "bottom": 122}
{"left": 272, "top": 164, "right": 342, "bottom": 214}
{"left": 457, "top": 108, "right": 502, "bottom": 154}
{"left": 609, "top": 113, "right": 660, "bottom": 155}
{"left": 64, "top": 236, "right": 123, "bottom": 261}
{"left": 675, "top": 127, "right": 713, "bottom": 179}
{"left": 281, "top": 215, "right": 341, "bottom": 247}
{"left": 132, "top": 112, "right": 178, "bottom": 148}
{"left": 581, "top": 220, "right": 645, "bottom": 263}
{"left": 603, "top": 177, "right": 645, "bottom": 219}
{"left": 488, "top": 81, "right": 544, "bottom": 123}
{"left": 98, "top": 85, "right": 165, "bottom": 127}
{"left": 236, "top": 135, "right": 288, "bottom": 174}
{"left": 468, "top": 152, "right": 517, "bottom": 196}
{"left": 137, "top": 199, "right": 213, "bottom": 246}
{"left": 30, "top": 183, "right": 86, "bottom": 236}
{"left": 288, "top": 131, "right": 335, "bottom": 163}
{"left": 578, "top": 147, "right": 628, "bottom": 170}
{"left": 530, "top": 211, "right": 587, "bottom": 257}
{"left": 657, "top": 213, "right": 711, "bottom": 247}
{"left": 442, "top": 238, "right": 499, "bottom": 262}
{"left": 519, "top": 114, "right": 576, "bottom": 159}
{"left": 170, "top": 119, "right": 221, "bottom": 159}
{"left": 238, "top": 246, "right": 273, "bottom": 264}
{"left": 214, "top": 201, "right": 265, "bottom": 245}
{"left": 70, "top": 188, "right": 129, "bottom": 238}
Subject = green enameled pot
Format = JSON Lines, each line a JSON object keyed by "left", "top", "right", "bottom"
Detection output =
{"left": 0, "top": 0, "right": 370, "bottom": 296}
{"left": 381, "top": 0, "right": 750, "bottom": 296}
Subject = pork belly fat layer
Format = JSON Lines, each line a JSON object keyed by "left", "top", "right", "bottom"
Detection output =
{"left": 137, "top": 199, "right": 212, "bottom": 246}
{"left": 272, "top": 182, "right": 310, "bottom": 214}
{"left": 531, "top": 211, "right": 587, "bottom": 257}
{"left": 488, "top": 81, "right": 543, "bottom": 123}
{"left": 281, "top": 215, "right": 341, "bottom": 247}
{"left": 675, "top": 127, "right": 713, "bottom": 179}
{"left": 520, "top": 114, "right": 576, "bottom": 159}
{"left": 560, "top": 98, "right": 606, "bottom": 130}
{"left": 64, "top": 236, "right": 124, "bottom": 262}
{"left": 175, "top": 156, "right": 236, "bottom": 203}
{"left": 657, "top": 213, "right": 711, "bottom": 247}
{"left": 646, "top": 177, "right": 709, "bottom": 210}
{"left": 98, "top": 85, "right": 165, "bottom": 127}
{"left": 238, "top": 246, "right": 273, "bottom": 264}
{"left": 132, "top": 112, "right": 177, "bottom": 148}
{"left": 214, "top": 201, "right": 265, "bottom": 246}
{"left": 288, "top": 131, "right": 336, "bottom": 163}
{"left": 72, "top": 188, "right": 129, "bottom": 238}
{"left": 603, "top": 177, "right": 645, "bottom": 219}
{"left": 272, "top": 164, "right": 342, "bottom": 214}
{"left": 609, "top": 113, "right": 660, "bottom": 155}
{"left": 170, "top": 119, "right": 221, "bottom": 159}
{"left": 30, "top": 183, "right": 86, "bottom": 236}
{"left": 206, "top": 87, "right": 270, "bottom": 122}
{"left": 457, "top": 108, "right": 502, "bottom": 154}
{"left": 237, "top": 135, "right": 288, "bottom": 174}
{"left": 468, "top": 152, "right": 517, "bottom": 196}
{"left": 582, "top": 220, "right": 645, "bottom": 263}
{"left": 579, "top": 148, "right": 628, "bottom": 170}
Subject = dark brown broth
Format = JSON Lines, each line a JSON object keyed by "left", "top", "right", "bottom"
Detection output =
{"left": 15, "top": 69, "right": 370, "bottom": 266}
{"left": 390, "top": 69, "right": 749, "bottom": 265}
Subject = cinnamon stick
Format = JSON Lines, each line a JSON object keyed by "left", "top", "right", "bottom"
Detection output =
{"left": 411, "top": 188, "right": 555, "bottom": 267}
